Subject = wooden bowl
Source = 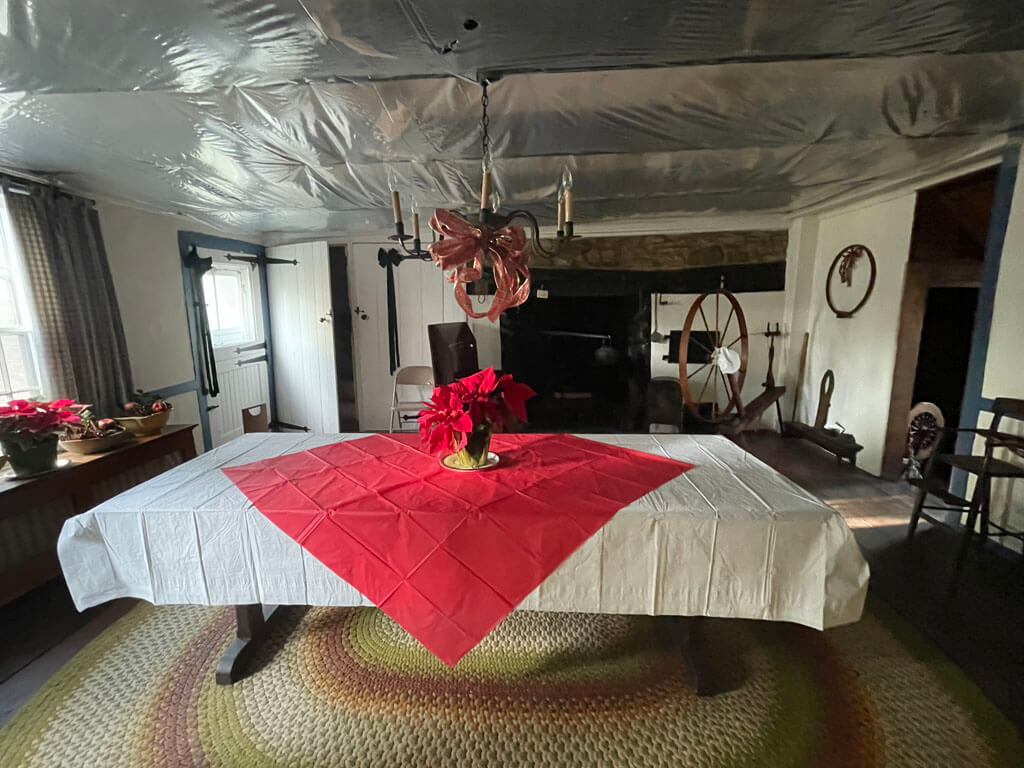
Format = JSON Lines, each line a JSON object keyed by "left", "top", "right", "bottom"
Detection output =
{"left": 59, "top": 429, "right": 131, "bottom": 455}
{"left": 115, "top": 410, "right": 171, "bottom": 437}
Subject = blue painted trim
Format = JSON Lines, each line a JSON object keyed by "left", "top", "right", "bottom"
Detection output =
{"left": 952, "top": 148, "right": 1019, "bottom": 498}
{"left": 255, "top": 254, "right": 277, "bottom": 428}
{"left": 179, "top": 231, "right": 264, "bottom": 257}
{"left": 177, "top": 233, "right": 210, "bottom": 450}
{"left": 177, "top": 231, "right": 268, "bottom": 452}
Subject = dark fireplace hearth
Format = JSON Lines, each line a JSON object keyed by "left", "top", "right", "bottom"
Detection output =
{"left": 500, "top": 294, "right": 650, "bottom": 432}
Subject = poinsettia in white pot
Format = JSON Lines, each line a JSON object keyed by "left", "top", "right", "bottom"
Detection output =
{"left": 0, "top": 399, "right": 83, "bottom": 477}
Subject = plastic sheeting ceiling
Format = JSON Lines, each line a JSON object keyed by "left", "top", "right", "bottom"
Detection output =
{"left": 0, "top": 1, "right": 1023, "bottom": 236}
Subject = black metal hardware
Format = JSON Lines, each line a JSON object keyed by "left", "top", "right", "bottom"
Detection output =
{"left": 378, "top": 248, "right": 402, "bottom": 374}
{"left": 386, "top": 220, "right": 433, "bottom": 260}
{"left": 183, "top": 245, "right": 220, "bottom": 397}
{"left": 237, "top": 355, "right": 267, "bottom": 367}
{"left": 225, "top": 253, "right": 297, "bottom": 266}
{"left": 270, "top": 420, "right": 310, "bottom": 432}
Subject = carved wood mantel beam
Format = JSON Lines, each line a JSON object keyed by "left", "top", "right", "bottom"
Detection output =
{"left": 535, "top": 230, "right": 788, "bottom": 271}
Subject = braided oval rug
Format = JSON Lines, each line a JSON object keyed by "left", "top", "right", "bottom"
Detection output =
{"left": 1, "top": 603, "right": 1019, "bottom": 767}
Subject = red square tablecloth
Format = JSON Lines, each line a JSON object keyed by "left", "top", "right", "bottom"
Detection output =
{"left": 224, "top": 433, "right": 693, "bottom": 665}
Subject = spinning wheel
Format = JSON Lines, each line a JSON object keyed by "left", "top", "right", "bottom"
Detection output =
{"left": 907, "top": 402, "right": 944, "bottom": 462}
{"left": 678, "top": 290, "right": 749, "bottom": 421}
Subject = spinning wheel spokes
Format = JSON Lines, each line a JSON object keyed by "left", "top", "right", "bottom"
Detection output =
{"left": 721, "top": 304, "right": 736, "bottom": 345}
{"left": 678, "top": 289, "right": 749, "bottom": 420}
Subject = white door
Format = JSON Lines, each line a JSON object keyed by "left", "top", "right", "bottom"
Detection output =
{"left": 348, "top": 244, "right": 484, "bottom": 431}
{"left": 267, "top": 242, "right": 339, "bottom": 433}
{"left": 348, "top": 244, "right": 391, "bottom": 432}
{"left": 199, "top": 248, "right": 271, "bottom": 448}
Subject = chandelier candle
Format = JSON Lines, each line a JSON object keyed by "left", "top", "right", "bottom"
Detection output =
{"left": 480, "top": 170, "right": 492, "bottom": 211}
{"left": 391, "top": 189, "right": 402, "bottom": 226}
{"left": 562, "top": 167, "right": 575, "bottom": 236}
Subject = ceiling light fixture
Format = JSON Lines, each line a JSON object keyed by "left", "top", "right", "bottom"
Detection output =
{"left": 387, "top": 77, "right": 579, "bottom": 321}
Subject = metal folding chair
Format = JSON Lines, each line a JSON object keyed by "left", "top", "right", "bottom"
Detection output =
{"left": 389, "top": 365, "right": 434, "bottom": 433}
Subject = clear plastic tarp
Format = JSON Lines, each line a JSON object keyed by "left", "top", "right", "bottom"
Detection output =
{"left": 0, "top": 1, "right": 1022, "bottom": 235}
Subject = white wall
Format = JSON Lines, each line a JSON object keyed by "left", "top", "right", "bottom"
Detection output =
{"left": 780, "top": 216, "right": 820, "bottom": 419}
{"left": 96, "top": 199, "right": 261, "bottom": 453}
{"left": 982, "top": 178, "right": 1024, "bottom": 402}
{"left": 784, "top": 193, "right": 916, "bottom": 476}
{"left": 650, "top": 291, "right": 787, "bottom": 429}
{"left": 976, "top": 164, "right": 1024, "bottom": 542}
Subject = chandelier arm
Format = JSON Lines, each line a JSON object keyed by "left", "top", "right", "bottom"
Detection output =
{"left": 399, "top": 235, "right": 431, "bottom": 259}
{"left": 395, "top": 238, "right": 432, "bottom": 260}
{"left": 504, "top": 209, "right": 555, "bottom": 259}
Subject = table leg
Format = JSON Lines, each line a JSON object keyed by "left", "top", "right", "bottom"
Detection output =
{"left": 673, "top": 616, "right": 711, "bottom": 696}
{"left": 216, "top": 604, "right": 280, "bottom": 685}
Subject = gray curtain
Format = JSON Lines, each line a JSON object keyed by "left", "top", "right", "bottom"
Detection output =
{"left": 2, "top": 180, "right": 133, "bottom": 414}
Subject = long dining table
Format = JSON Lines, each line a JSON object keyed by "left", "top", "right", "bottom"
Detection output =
{"left": 57, "top": 431, "right": 869, "bottom": 691}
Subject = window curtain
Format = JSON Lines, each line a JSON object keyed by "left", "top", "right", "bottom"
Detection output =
{"left": 1, "top": 179, "right": 133, "bottom": 414}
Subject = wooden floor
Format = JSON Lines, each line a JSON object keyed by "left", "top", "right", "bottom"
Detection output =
{"left": 744, "top": 432, "right": 1024, "bottom": 733}
{"left": 1, "top": 431, "right": 1021, "bottom": 733}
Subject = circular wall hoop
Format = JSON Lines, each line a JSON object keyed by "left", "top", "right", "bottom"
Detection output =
{"left": 825, "top": 244, "right": 876, "bottom": 318}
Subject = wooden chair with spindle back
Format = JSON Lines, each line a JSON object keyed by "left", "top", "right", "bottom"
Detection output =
{"left": 907, "top": 397, "right": 1024, "bottom": 570}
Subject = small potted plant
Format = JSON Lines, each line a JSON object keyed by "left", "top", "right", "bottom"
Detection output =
{"left": 116, "top": 390, "right": 173, "bottom": 437}
{"left": 418, "top": 367, "right": 535, "bottom": 470}
{"left": 59, "top": 409, "right": 130, "bottom": 455}
{"left": 0, "top": 399, "right": 83, "bottom": 477}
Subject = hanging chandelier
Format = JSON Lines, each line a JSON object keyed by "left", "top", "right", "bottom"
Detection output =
{"left": 386, "top": 78, "right": 579, "bottom": 322}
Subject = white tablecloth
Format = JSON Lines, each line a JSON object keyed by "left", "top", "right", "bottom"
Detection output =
{"left": 57, "top": 433, "right": 869, "bottom": 630}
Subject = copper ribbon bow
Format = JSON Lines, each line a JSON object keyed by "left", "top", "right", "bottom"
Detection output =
{"left": 427, "top": 209, "right": 531, "bottom": 322}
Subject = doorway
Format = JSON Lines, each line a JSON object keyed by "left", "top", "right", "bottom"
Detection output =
{"left": 882, "top": 167, "right": 997, "bottom": 478}
{"left": 179, "top": 233, "right": 274, "bottom": 452}
{"left": 910, "top": 287, "right": 979, "bottom": 476}
{"left": 201, "top": 250, "right": 272, "bottom": 448}
{"left": 329, "top": 246, "right": 359, "bottom": 431}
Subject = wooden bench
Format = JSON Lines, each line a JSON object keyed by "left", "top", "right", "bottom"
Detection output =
{"left": 782, "top": 421, "right": 863, "bottom": 466}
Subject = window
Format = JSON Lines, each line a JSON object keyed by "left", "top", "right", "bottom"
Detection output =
{"left": 202, "top": 262, "right": 258, "bottom": 348}
{"left": 0, "top": 197, "right": 41, "bottom": 403}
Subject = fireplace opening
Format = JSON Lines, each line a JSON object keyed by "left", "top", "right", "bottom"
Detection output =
{"left": 500, "top": 294, "right": 650, "bottom": 432}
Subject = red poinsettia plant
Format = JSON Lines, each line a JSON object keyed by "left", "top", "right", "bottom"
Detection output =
{"left": 0, "top": 399, "right": 84, "bottom": 449}
{"left": 418, "top": 367, "right": 535, "bottom": 458}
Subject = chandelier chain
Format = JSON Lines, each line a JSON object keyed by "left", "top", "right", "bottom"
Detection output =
{"left": 480, "top": 81, "right": 490, "bottom": 161}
